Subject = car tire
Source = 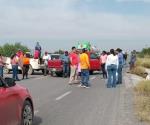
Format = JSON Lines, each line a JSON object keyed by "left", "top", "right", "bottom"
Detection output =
{"left": 90, "top": 71, "right": 93, "bottom": 75}
{"left": 56, "top": 72, "right": 63, "bottom": 77}
{"left": 21, "top": 100, "right": 33, "bottom": 125}
{"left": 3, "top": 68, "right": 10, "bottom": 74}
{"left": 28, "top": 65, "right": 34, "bottom": 75}
{"left": 51, "top": 71, "right": 55, "bottom": 77}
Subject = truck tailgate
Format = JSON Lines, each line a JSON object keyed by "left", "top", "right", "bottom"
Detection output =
{"left": 48, "top": 60, "right": 62, "bottom": 68}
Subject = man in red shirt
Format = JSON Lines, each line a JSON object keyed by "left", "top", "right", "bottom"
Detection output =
{"left": 69, "top": 47, "right": 79, "bottom": 84}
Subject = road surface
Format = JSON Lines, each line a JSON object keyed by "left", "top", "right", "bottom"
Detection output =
{"left": 6, "top": 71, "right": 146, "bottom": 125}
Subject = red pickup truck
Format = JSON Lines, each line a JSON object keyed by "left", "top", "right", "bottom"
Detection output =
{"left": 48, "top": 53, "right": 101, "bottom": 77}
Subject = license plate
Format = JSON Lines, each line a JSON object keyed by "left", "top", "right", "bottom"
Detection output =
{"left": 52, "top": 68, "right": 56, "bottom": 71}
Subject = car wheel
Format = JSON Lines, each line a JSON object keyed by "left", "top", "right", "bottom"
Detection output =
{"left": 3, "top": 68, "right": 10, "bottom": 74}
{"left": 42, "top": 69, "right": 44, "bottom": 74}
{"left": 21, "top": 101, "right": 33, "bottom": 125}
{"left": 51, "top": 71, "right": 55, "bottom": 77}
{"left": 56, "top": 72, "right": 63, "bottom": 77}
{"left": 28, "top": 65, "right": 34, "bottom": 75}
{"left": 90, "top": 71, "right": 93, "bottom": 75}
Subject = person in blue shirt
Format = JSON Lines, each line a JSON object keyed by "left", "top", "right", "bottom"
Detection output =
{"left": 129, "top": 50, "right": 137, "bottom": 70}
{"left": 61, "top": 51, "right": 70, "bottom": 78}
{"left": 116, "top": 48, "right": 124, "bottom": 84}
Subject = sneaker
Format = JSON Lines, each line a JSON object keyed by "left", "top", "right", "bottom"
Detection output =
{"left": 78, "top": 84, "right": 85, "bottom": 87}
{"left": 78, "top": 84, "right": 82, "bottom": 87}
{"left": 84, "top": 86, "right": 90, "bottom": 89}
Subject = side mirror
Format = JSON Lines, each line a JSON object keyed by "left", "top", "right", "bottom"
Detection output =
{"left": 4, "top": 77, "right": 16, "bottom": 87}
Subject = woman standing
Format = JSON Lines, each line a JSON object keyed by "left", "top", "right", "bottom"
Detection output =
{"left": 100, "top": 51, "right": 108, "bottom": 79}
{"left": 105, "top": 49, "right": 118, "bottom": 88}
{"left": 11, "top": 54, "right": 20, "bottom": 81}
{"left": 0, "top": 54, "right": 4, "bottom": 77}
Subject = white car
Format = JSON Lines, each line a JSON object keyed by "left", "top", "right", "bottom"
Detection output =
{"left": 4, "top": 57, "right": 46, "bottom": 75}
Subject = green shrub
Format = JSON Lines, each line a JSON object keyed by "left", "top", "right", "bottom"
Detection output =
{"left": 0, "top": 42, "right": 30, "bottom": 57}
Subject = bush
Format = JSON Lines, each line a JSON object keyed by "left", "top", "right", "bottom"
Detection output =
{"left": 131, "top": 66, "right": 147, "bottom": 78}
{"left": 134, "top": 80, "right": 150, "bottom": 96}
{"left": 134, "top": 80, "right": 150, "bottom": 121}
{"left": 138, "top": 48, "right": 150, "bottom": 58}
{"left": 0, "top": 42, "right": 30, "bottom": 57}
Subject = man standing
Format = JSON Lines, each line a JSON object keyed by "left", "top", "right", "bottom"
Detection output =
{"left": 69, "top": 47, "right": 78, "bottom": 84}
{"left": 43, "top": 51, "right": 51, "bottom": 76}
{"left": 22, "top": 53, "right": 30, "bottom": 79}
{"left": 116, "top": 48, "right": 124, "bottom": 84}
{"left": 35, "top": 42, "right": 42, "bottom": 58}
{"left": 61, "top": 51, "right": 70, "bottom": 78}
{"left": 79, "top": 48, "right": 90, "bottom": 88}
{"left": 129, "top": 50, "right": 136, "bottom": 70}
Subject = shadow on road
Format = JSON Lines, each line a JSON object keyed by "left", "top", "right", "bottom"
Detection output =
{"left": 33, "top": 116, "right": 43, "bottom": 125}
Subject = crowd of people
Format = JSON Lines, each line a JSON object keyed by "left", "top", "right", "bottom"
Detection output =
{"left": 0, "top": 42, "right": 139, "bottom": 89}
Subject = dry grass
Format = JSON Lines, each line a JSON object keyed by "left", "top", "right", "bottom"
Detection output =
{"left": 131, "top": 66, "right": 147, "bottom": 78}
{"left": 134, "top": 80, "right": 150, "bottom": 122}
{"left": 136, "top": 58, "right": 150, "bottom": 69}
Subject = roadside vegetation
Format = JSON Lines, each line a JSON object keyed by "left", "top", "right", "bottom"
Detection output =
{"left": 130, "top": 66, "right": 147, "bottom": 78}
{"left": 134, "top": 80, "right": 150, "bottom": 122}
{"left": 0, "top": 42, "right": 30, "bottom": 57}
{"left": 133, "top": 47, "right": 150, "bottom": 122}
{"left": 136, "top": 58, "right": 150, "bottom": 69}
{"left": 130, "top": 47, "right": 150, "bottom": 78}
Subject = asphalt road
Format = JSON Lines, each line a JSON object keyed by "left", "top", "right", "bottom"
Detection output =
{"left": 6, "top": 71, "right": 145, "bottom": 125}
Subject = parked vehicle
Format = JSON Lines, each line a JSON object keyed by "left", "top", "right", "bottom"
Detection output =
{"left": 4, "top": 57, "right": 47, "bottom": 75}
{"left": 48, "top": 52, "right": 101, "bottom": 77}
{"left": 48, "top": 54, "right": 63, "bottom": 77}
{"left": 88, "top": 52, "right": 101, "bottom": 74}
{"left": 0, "top": 76, "right": 34, "bottom": 125}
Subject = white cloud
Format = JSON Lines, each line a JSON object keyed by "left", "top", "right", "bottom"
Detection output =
{"left": 0, "top": 0, "right": 150, "bottom": 41}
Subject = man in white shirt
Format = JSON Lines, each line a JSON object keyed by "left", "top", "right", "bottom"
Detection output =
{"left": 43, "top": 51, "right": 51, "bottom": 76}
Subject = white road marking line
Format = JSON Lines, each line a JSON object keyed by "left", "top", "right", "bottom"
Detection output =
{"left": 34, "top": 110, "right": 39, "bottom": 114}
{"left": 56, "top": 91, "right": 72, "bottom": 101}
{"left": 90, "top": 76, "right": 96, "bottom": 80}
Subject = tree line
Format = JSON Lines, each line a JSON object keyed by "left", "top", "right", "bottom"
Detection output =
{"left": 138, "top": 47, "right": 150, "bottom": 58}
{"left": 0, "top": 43, "right": 30, "bottom": 57}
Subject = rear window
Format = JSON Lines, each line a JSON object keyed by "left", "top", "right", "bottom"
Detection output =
{"left": 51, "top": 55, "right": 60, "bottom": 60}
{"left": 90, "top": 53, "right": 98, "bottom": 59}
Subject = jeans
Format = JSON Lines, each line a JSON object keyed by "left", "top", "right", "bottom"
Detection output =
{"left": 107, "top": 64, "right": 117, "bottom": 88}
{"left": 22, "top": 65, "right": 29, "bottom": 79}
{"left": 44, "top": 64, "right": 48, "bottom": 76}
{"left": 101, "top": 63, "right": 107, "bottom": 79}
{"left": 117, "top": 64, "right": 123, "bottom": 84}
{"left": 63, "top": 64, "right": 69, "bottom": 77}
{"left": 0, "top": 66, "right": 3, "bottom": 77}
{"left": 12, "top": 65, "right": 19, "bottom": 80}
{"left": 81, "top": 69, "right": 90, "bottom": 87}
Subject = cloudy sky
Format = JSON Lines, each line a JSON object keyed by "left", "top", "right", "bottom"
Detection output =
{"left": 0, "top": 0, "right": 150, "bottom": 51}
